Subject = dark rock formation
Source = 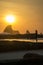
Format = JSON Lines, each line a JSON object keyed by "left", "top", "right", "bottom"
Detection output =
{"left": 23, "top": 53, "right": 43, "bottom": 59}
{"left": 4, "top": 25, "right": 20, "bottom": 34}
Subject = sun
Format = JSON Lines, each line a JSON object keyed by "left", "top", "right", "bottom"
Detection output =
{"left": 5, "top": 15, "right": 15, "bottom": 24}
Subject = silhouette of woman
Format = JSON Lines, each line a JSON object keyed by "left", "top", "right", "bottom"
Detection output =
{"left": 35, "top": 30, "right": 38, "bottom": 42}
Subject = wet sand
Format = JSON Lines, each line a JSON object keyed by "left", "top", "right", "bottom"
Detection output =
{"left": 0, "top": 41, "right": 43, "bottom": 53}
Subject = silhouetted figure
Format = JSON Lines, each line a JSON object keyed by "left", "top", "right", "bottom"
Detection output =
{"left": 35, "top": 30, "right": 38, "bottom": 42}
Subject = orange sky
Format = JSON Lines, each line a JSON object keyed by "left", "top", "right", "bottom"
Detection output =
{"left": 0, "top": 0, "right": 43, "bottom": 34}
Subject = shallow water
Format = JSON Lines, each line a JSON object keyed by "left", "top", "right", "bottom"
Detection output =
{"left": 0, "top": 39, "right": 43, "bottom": 42}
{"left": 0, "top": 39, "right": 43, "bottom": 60}
{"left": 0, "top": 50, "right": 43, "bottom": 60}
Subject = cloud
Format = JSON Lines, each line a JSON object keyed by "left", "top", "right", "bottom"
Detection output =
{"left": 0, "top": 0, "right": 43, "bottom": 6}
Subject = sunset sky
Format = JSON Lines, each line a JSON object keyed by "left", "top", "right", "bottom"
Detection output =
{"left": 0, "top": 0, "right": 43, "bottom": 34}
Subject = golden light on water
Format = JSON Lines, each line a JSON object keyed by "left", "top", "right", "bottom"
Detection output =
{"left": 5, "top": 15, "right": 16, "bottom": 24}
